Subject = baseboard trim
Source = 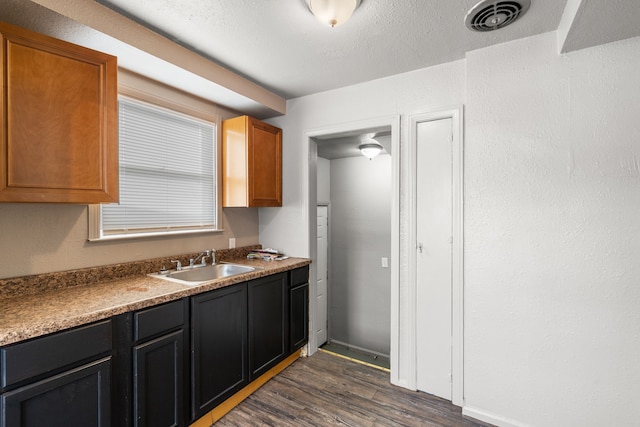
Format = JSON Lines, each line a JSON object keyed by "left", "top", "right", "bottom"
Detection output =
{"left": 328, "top": 339, "right": 390, "bottom": 359}
{"left": 462, "top": 405, "right": 531, "bottom": 427}
{"left": 190, "top": 350, "right": 302, "bottom": 427}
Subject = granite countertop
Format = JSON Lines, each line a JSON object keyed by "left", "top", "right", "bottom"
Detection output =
{"left": 0, "top": 251, "right": 310, "bottom": 347}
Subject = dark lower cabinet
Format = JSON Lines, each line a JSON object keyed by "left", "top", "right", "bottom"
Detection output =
{"left": 289, "top": 283, "right": 309, "bottom": 352}
{"left": 0, "top": 321, "right": 112, "bottom": 427}
{"left": 0, "top": 265, "right": 310, "bottom": 427}
{"left": 133, "top": 331, "right": 184, "bottom": 427}
{"left": 191, "top": 284, "right": 248, "bottom": 421}
{"left": 132, "top": 299, "right": 187, "bottom": 427}
{"left": 289, "top": 266, "right": 310, "bottom": 352}
{"left": 248, "top": 273, "right": 287, "bottom": 380}
{"left": 1, "top": 358, "right": 111, "bottom": 427}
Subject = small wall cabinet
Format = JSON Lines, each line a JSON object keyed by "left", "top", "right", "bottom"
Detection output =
{"left": 222, "top": 115, "right": 282, "bottom": 207}
{"left": 0, "top": 22, "right": 118, "bottom": 203}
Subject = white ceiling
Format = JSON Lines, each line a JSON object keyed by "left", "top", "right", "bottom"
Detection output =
{"left": 95, "top": 0, "right": 569, "bottom": 99}
{"left": 3, "top": 0, "right": 640, "bottom": 119}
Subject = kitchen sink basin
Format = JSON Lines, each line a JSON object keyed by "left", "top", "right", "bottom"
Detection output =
{"left": 149, "top": 263, "right": 261, "bottom": 286}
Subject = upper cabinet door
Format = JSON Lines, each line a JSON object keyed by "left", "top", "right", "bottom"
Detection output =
{"left": 222, "top": 115, "right": 282, "bottom": 207}
{"left": 0, "top": 22, "right": 118, "bottom": 203}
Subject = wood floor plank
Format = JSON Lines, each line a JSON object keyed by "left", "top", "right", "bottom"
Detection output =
{"left": 215, "top": 351, "right": 492, "bottom": 426}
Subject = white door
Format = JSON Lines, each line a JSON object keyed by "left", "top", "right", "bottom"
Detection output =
{"left": 316, "top": 205, "right": 329, "bottom": 346}
{"left": 416, "top": 118, "right": 453, "bottom": 400}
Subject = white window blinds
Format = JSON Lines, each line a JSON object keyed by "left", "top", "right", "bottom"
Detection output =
{"left": 100, "top": 96, "right": 217, "bottom": 237}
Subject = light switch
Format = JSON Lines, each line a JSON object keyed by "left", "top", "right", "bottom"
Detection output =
{"left": 229, "top": 238, "right": 236, "bottom": 249}
{"left": 381, "top": 257, "right": 388, "bottom": 268}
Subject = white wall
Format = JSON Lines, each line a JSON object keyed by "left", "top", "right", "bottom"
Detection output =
{"left": 262, "top": 60, "right": 465, "bottom": 257}
{"left": 263, "top": 32, "right": 640, "bottom": 426}
{"left": 329, "top": 155, "right": 392, "bottom": 356}
{"left": 462, "top": 33, "right": 640, "bottom": 427}
{"left": 263, "top": 60, "right": 466, "bottom": 386}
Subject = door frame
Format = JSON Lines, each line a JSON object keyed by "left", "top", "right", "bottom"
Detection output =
{"left": 316, "top": 203, "right": 330, "bottom": 347}
{"left": 304, "top": 116, "right": 401, "bottom": 374}
{"left": 408, "top": 106, "right": 464, "bottom": 406}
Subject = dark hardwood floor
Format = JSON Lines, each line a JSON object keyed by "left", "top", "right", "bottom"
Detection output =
{"left": 214, "top": 350, "right": 491, "bottom": 426}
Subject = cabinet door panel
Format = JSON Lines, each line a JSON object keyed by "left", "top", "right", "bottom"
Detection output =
{"left": 191, "top": 284, "right": 247, "bottom": 420}
{"left": 133, "top": 331, "right": 184, "bottom": 427}
{"left": 0, "top": 22, "right": 118, "bottom": 203}
{"left": 290, "top": 283, "right": 309, "bottom": 352}
{"left": 248, "top": 273, "right": 287, "bottom": 380}
{"left": 248, "top": 119, "right": 282, "bottom": 206}
{"left": 222, "top": 115, "right": 282, "bottom": 207}
{"left": 1, "top": 358, "right": 110, "bottom": 427}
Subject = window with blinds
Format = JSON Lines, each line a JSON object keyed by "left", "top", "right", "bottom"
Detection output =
{"left": 97, "top": 96, "right": 217, "bottom": 238}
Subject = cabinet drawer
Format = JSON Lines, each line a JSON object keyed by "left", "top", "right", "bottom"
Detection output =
{"left": 134, "top": 299, "right": 184, "bottom": 342}
{"left": 290, "top": 266, "right": 309, "bottom": 288}
{"left": 1, "top": 320, "right": 112, "bottom": 389}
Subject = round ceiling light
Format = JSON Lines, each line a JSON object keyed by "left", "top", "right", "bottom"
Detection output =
{"left": 306, "top": 0, "right": 362, "bottom": 27}
{"left": 358, "top": 141, "right": 383, "bottom": 159}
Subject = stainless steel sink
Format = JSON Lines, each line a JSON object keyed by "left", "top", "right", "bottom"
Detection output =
{"left": 149, "top": 263, "right": 261, "bottom": 286}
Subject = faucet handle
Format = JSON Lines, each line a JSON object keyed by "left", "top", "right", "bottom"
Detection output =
{"left": 171, "top": 259, "right": 182, "bottom": 271}
{"left": 201, "top": 250, "right": 211, "bottom": 265}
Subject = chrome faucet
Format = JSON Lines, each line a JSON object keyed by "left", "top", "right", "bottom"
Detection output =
{"left": 190, "top": 250, "right": 211, "bottom": 267}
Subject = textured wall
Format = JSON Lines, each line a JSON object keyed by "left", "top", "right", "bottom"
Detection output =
{"left": 329, "top": 155, "right": 392, "bottom": 355}
{"left": 265, "top": 60, "right": 466, "bottom": 386}
{"left": 463, "top": 33, "right": 640, "bottom": 426}
{"left": 266, "top": 32, "right": 640, "bottom": 426}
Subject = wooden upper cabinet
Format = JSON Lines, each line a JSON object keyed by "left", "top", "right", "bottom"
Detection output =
{"left": 0, "top": 22, "right": 118, "bottom": 203}
{"left": 222, "top": 115, "right": 282, "bottom": 207}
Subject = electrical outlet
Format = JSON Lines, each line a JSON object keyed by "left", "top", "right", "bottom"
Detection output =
{"left": 229, "top": 238, "right": 236, "bottom": 249}
{"left": 381, "top": 257, "right": 388, "bottom": 268}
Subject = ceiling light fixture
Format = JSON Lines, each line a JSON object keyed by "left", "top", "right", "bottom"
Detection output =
{"left": 358, "top": 140, "right": 383, "bottom": 159}
{"left": 306, "top": 0, "right": 362, "bottom": 28}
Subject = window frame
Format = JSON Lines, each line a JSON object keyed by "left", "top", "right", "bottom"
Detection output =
{"left": 89, "top": 73, "right": 223, "bottom": 242}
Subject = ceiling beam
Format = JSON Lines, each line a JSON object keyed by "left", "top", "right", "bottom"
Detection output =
{"left": 29, "top": 0, "right": 286, "bottom": 116}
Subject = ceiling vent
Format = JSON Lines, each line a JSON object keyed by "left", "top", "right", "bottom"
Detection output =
{"left": 464, "top": 0, "right": 531, "bottom": 32}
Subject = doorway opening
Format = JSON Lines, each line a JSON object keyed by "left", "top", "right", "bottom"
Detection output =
{"left": 305, "top": 116, "right": 400, "bottom": 382}
{"left": 313, "top": 126, "right": 393, "bottom": 372}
